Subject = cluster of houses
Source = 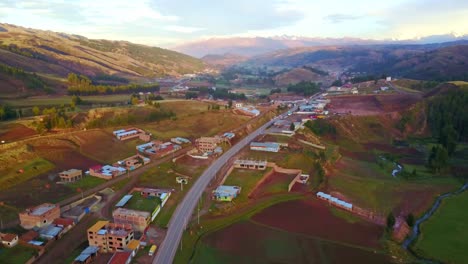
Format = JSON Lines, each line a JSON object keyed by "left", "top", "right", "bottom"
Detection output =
{"left": 75, "top": 188, "right": 171, "bottom": 263}
{"left": 296, "top": 97, "right": 330, "bottom": 119}
{"left": 1, "top": 203, "right": 76, "bottom": 251}
{"left": 316, "top": 192, "right": 353, "bottom": 211}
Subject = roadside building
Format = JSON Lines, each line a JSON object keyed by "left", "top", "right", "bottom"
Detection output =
{"left": 112, "top": 208, "right": 150, "bottom": 232}
{"left": 234, "top": 159, "right": 267, "bottom": 170}
{"left": 0, "top": 233, "right": 18, "bottom": 248}
{"left": 89, "top": 165, "right": 126, "bottom": 180}
{"left": 236, "top": 106, "right": 260, "bottom": 117}
{"left": 170, "top": 137, "right": 191, "bottom": 145}
{"left": 250, "top": 142, "right": 280, "bottom": 153}
{"left": 87, "top": 221, "right": 134, "bottom": 253}
{"left": 19, "top": 203, "right": 60, "bottom": 229}
{"left": 212, "top": 185, "right": 241, "bottom": 202}
{"left": 117, "top": 154, "right": 150, "bottom": 171}
{"left": 195, "top": 137, "right": 224, "bottom": 153}
{"left": 38, "top": 224, "right": 63, "bottom": 240}
{"left": 108, "top": 251, "right": 133, "bottom": 264}
{"left": 59, "top": 169, "right": 83, "bottom": 182}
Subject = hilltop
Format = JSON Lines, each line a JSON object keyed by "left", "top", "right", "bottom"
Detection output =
{"left": 0, "top": 23, "right": 204, "bottom": 83}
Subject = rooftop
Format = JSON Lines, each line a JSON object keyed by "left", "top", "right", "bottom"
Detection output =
{"left": 213, "top": 185, "right": 240, "bottom": 196}
{"left": 108, "top": 251, "right": 132, "bottom": 264}
{"left": 28, "top": 203, "right": 57, "bottom": 216}
{"left": 75, "top": 246, "right": 100, "bottom": 262}
{"left": 60, "top": 169, "right": 81, "bottom": 174}
{"left": 116, "top": 195, "right": 133, "bottom": 207}
{"left": 250, "top": 142, "right": 280, "bottom": 148}
{"left": 88, "top": 220, "right": 109, "bottom": 233}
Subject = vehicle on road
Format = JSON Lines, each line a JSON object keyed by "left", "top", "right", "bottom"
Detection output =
{"left": 149, "top": 244, "right": 157, "bottom": 256}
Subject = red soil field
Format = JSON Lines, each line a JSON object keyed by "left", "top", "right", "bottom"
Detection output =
{"left": 339, "top": 149, "right": 375, "bottom": 162}
{"left": 34, "top": 145, "right": 99, "bottom": 171}
{"left": 0, "top": 124, "right": 37, "bottom": 141}
{"left": 249, "top": 171, "right": 297, "bottom": 198}
{"left": 201, "top": 220, "right": 391, "bottom": 264}
{"left": 328, "top": 94, "right": 418, "bottom": 116}
{"left": 251, "top": 199, "right": 384, "bottom": 249}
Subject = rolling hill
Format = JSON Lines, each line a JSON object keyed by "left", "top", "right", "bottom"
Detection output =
{"left": 0, "top": 23, "right": 205, "bottom": 82}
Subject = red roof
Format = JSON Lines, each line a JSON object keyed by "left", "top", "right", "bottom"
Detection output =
{"left": 90, "top": 165, "right": 102, "bottom": 171}
{"left": 108, "top": 252, "right": 132, "bottom": 264}
{"left": 1, "top": 233, "right": 17, "bottom": 242}
{"left": 53, "top": 218, "right": 74, "bottom": 227}
{"left": 20, "top": 230, "right": 38, "bottom": 242}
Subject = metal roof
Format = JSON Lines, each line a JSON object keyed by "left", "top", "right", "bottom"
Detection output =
{"left": 116, "top": 195, "right": 133, "bottom": 207}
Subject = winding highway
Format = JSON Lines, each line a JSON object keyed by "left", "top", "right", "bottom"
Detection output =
{"left": 153, "top": 109, "right": 290, "bottom": 264}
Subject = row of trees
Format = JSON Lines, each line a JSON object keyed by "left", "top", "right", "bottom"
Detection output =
{"left": 35, "top": 106, "right": 73, "bottom": 133}
{"left": 67, "top": 73, "right": 160, "bottom": 95}
{"left": 0, "top": 63, "right": 52, "bottom": 93}
{"left": 287, "top": 81, "right": 321, "bottom": 96}
{"left": 0, "top": 104, "right": 16, "bottom": 121}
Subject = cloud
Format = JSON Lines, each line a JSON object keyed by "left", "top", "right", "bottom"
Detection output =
{"left": 164, "top": 25, "right": 205, "bottom": 34}
{"left": 324, "top": 14, "right": 363, "bottom": 24}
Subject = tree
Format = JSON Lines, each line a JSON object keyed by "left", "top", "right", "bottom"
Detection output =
{"left": 439, "top": 124, "right": 458, "bottom": 156}
{"left": 32, "top": 106, "right": 40, "bottom": 116}
{"left": 386, "top": 212, "right": 396, "bottom": 231}
{"left": 406, "top": 213, "right": 415, "bottom": 227}
{"left": 228, "top": 100, "right": 233, "bottom": 108}
{"left": 290, "top": 123, "right": 295, "bottom": 131}
{"left": 428, "top": 145, "right": 449, "bottom": 173}
{"left": 131, "top": 97, "right": 139, "bottom": 105}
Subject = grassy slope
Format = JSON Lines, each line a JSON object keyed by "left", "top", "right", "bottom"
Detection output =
{"left": 415, "top": 191, "right": 468, "bottom": 264}
{"left": 0, "top": 23, "right": 204, "bottom": 83}
{"left": 0, "top": 157, "right": 54, "bottom": 191}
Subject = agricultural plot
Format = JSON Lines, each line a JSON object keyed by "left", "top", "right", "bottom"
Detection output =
{"left": 192, "top": 199, "right": 390, "bottom": 264}
{"left": 0, "top": 244, "right": 38, "bottom": 264}
{"left": 0, "top": 123, "right": 37, "bottom": 142}
{"left": 415, "top": 191, "right": 468, "bottom": 264}
{"left": 0, "top": 157, "right": 54, "bottom": 191}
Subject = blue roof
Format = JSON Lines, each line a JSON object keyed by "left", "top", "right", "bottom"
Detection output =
{"left": 250, "top": 142, "right": 280, "bottom": 148}
{"left": 115, "top": 130, "right": 138, "bottom": 137}
{"left": 213, "top": 185, "right": 240, "bottom": 197}
{"left": 116, "top": 194, "right": 133, "bottom": 207}
{"left": 74, "top": 246, "right": 99, "bottom": 262}
{"left": 39, "top": 225, "right": 62, "bottom": 238}
{"left": 113, "top": 129, "right": 126, "bottom": 135}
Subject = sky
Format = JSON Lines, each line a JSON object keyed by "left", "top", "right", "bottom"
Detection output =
{"left": 0, "top": 0, "right": 467, "bottom": 47}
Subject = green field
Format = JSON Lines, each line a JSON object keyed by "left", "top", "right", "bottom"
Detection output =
{"left": 67, "top": 176, "right": 106, "bottom": 191}
{"left": 415, "top": 191, "right": 468, "bottom": 264}
{"left": 125, "top": 192, "right": 159, "bottom": 212}
{"left": 0, "top": 244, "right": 38, "bottom": 264}
{"left": 0, "top": 205, "right": 19, "bottom": 223}
{"left": 224, "top": 169, "right": 268, "bottom": 203}
{"left": 0, "top": 157, "right": 55, "bottom": 191}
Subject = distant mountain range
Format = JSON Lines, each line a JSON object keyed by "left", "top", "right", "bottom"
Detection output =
{"left": 174, "top": 35, "right": 468, "bottom": 58}
{"left": 245, "top": 41, "right": 468, "bottom": 81}
{"left": 0, "top": 23, "right": 204, "bottom": 80}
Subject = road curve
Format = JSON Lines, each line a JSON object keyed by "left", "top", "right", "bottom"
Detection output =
{"left": 153, "top": 113, "right": 282, "bottom": 264}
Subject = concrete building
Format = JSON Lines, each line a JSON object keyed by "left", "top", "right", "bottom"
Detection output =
{"left": 234, "top": 159, "right": 267, "bottom": 170}
{"left": 212, "top": 186, "right": 241, "bottom": 202}
{"left": 250, "top": 142, "right": 280, "bottom": 153}
{"left": 59, "top": 169, "right": 83, "bottom": 182}
{"left": 195, "top": 137, "right": 224, "bottom": 153}
{"left": 0, "top": 233, "right": 18, "bottom": 248}
{"left": 87, "top": 221, "right": 134, "bottom": 253}
{"left": 112, "top": 208, "right": 150, "bottom": 232}
{"left": 19, "top": 203, "right": 60, "bottom": 229}
{"left": 117, "top": 154, "right": 150, "bottom": 171}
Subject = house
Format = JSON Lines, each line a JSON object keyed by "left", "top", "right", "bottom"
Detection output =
{"left": 113, "top": 128, "right": 150, "bottom": 141}
{"left": 222, "top": 132, "right": 235, "bottom": 140}
{"left": 0, "top": 233, "right": 18, "bottom": 248}
{"left": 170, "top": 137, "right": 191, "bottom": 145}
{"left": 393, "top": 217, "right": 411, "bottom": 242}
{"left": 316, "top": 192, "right": 353, "bottom": 211}
{"left": 89, "top": 165, "right": 126, "bottom": 180}
{"left": 195, "top": 137, "right": 225, "bottom": 153}
{"left": 212, "top": 185, "right": 241, "bottom": 202}
{"left": 234, "top": 159, "right": 267, "bottom": 170}
{"left": 136, "top": 141, "right": 181, "bottom": 157}
{"left": 38, "top": 224, "right": 63, "bottom": 240}
{"left": 234, "top": 102, "right": 243, "bottom": 108}
{"left": 112, "top": 208, "right": 150, "bottom": 232}
{"left": 108, "top": 251, "right": 132, "bottom": 264}
{"left": 126, "top": 239, "right": 140, "bottom": 257}
{"left": 250, "top": 142, "right": 280, "bottom": 153}
{"left": 59, "top": 169, "right": 83, "bottom": 182}
{"left": 53, "top": 218, "right": 75, "bottom": 234}
{"left": 87, "top": 221, "right": 134, "bottom": 253}
{"left": 236, "top": 106, "right": 260, "bottom": 117}
{"left": 117, "top": 154, "right": 150, "bottom": 171}
{"left": 73, "top": 245, "right": 99, "bottom": 264}
{"left": 19, "top": 203, "right": 61, "bottom": 229}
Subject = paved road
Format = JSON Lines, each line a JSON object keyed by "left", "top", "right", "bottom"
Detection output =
{"left": 153, "top": 106, "right": 296, "bottom": 264}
